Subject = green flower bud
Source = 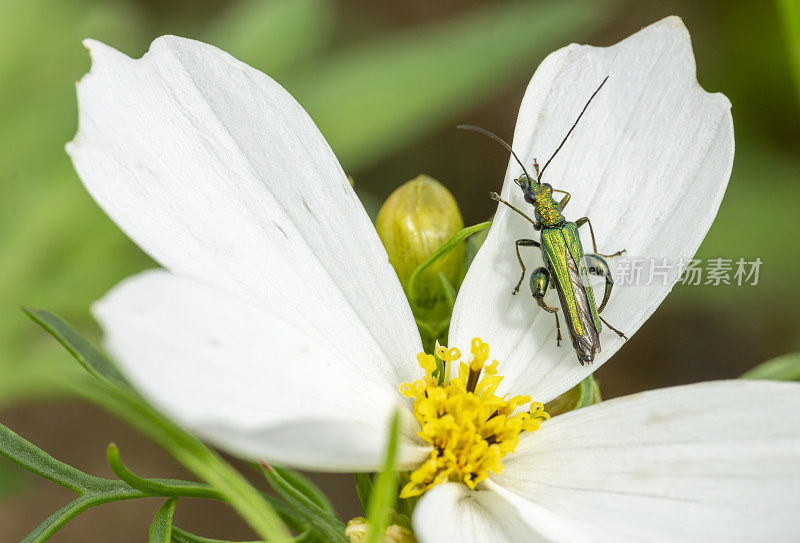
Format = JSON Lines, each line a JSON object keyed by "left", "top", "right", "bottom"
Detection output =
{"left": 376, "top": 175, "right": 465, "bottom": 321}
{"left": 544, "top": 375, "right": 602, "bottom": 417}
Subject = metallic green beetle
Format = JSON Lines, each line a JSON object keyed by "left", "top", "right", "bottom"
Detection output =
{"left": 460, "top": 78, "right": 626, "bottom": 365}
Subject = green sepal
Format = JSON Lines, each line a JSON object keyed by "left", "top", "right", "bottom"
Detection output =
{"left": 149, "top": 497, "right": 178, "bottom": 543}
{"left": 364, "top": 411, "right": 401, "bottom": 543}
{"left": 741, "top": 351, "right": 800, "bottom": 381}
{"left": 544, "top": 375, "right": 601, "bottom": 417}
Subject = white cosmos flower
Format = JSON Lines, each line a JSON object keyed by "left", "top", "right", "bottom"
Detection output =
{"left": 68, "top": 15, "right": 800, "bottom": 543}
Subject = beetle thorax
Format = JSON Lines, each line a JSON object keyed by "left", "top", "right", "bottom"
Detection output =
{"left": 535, "top": 195, "right": 564, "bottom": 226}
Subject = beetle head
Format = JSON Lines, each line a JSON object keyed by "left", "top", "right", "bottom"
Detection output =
{"left": 516, "top": 175, "right": 552, "bottom": 204}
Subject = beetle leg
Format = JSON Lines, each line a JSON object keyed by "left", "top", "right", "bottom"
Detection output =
{"left": 553, "top": 189, "right": 571, "bottom": 211}
{"left": 586, "top": 255, "right": 614, "bottom": 314}
{"left": 529, "top": 267, "right": 558, "bottom": 311}
{"left": 530, "top": 267, "right": 561, "bottom": 346}
{"left": 491, "top": 192, "right": 541, "bottom": 230}
{"left": 599, "top": 315, "right": 628, "bottom": 340}
{"left": 513, "top": 239, "right": 540, "bottom": 295}
{"left": 575, "top": 216, "right": 625, "bottom": 257}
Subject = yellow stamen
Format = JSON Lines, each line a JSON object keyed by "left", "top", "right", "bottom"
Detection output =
{"left": 398, "top": 338, "right": 549, "bottom": 498}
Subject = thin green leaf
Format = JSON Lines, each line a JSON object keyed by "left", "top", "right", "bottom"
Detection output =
{"left": 408, "top": 221, "right": 491, "bottom": 303}
{"left": 107, "top": 443, "right": 222, "bottom": 500}
{"left": 20, "top": 483, "right": 145, "bottom": 543}
{"left": 2, "top": 417, "right": 304, "bottom": 541}
{"left": 22, "top": 307, "right": 128, "bottom": 386}
{"left": 171, "top": 527, "right": 261, "bottom": 543}
{"left": 262, "top": 463, "right": 347, "bottom": 542}
{"left": 364, "top": 411, "right": 400, "bottom": 543}
{"left": 464, "top": 224, "right": 490, "bottom": 270}
{"left": 0, "top": 421, "right": 103, "bottom": 493}
{"left": 21, "top": 496, "right": 97, "bottom": 543}
{"left": 741, "top": 352, "right": 800, "bottom": 381}
{"left": 354, "top": 472, "right": 373, "bottom": 514}
{"left": 271, "top": 465, "right": 336, "bottom": 515}
{"left": 149, "top": 498, "right": 177, "bottom": 543}
{"left": 73, "top": 377, "right": 293, "bottom": 543}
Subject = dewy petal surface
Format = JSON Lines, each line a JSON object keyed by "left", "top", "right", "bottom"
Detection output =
{"left": 94, "top": 270, "right": 430, "bottom": 471}
{"left": 492, "top": 381, "right": 800, "bottom": 542}
{"left": 67, "top": 36, "right": 422, "bottom": 389}
{"left": 450, "top": 16, "right": 734, "bottom": 401}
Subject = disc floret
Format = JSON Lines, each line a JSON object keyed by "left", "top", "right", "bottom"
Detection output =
{"left": 399, "top": 338, "right": 549, "bottom": 498}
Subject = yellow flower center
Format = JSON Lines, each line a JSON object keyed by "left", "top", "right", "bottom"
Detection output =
{"left": 398, "top": 338, "right": 549, "bottom": 498}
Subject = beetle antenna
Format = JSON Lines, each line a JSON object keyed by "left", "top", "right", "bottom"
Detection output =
{"left": 457, "top": 125, "right": 535, "bottom": 185}
{"left": 539, "top": 76, "right": 609, "bottom": 180}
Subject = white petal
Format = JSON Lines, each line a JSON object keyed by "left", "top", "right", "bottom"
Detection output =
{"left": 450, "top": 17, "right": 734, "bottom": 401}
{"left": 493, "top": 381, "right": 800, "bottom": 541}
{"left": 412, "top": 483, "right": 552, "bottom": 543}
{"left": 94, "top": 270, "right": 430, "bottom": 471}
{"left": 67, "top": 36, "right": 422, "bottom": 389}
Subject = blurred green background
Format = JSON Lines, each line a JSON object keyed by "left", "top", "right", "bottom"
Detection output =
{"left": 1, "top": 0, "right": 798, "bottom": 540}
